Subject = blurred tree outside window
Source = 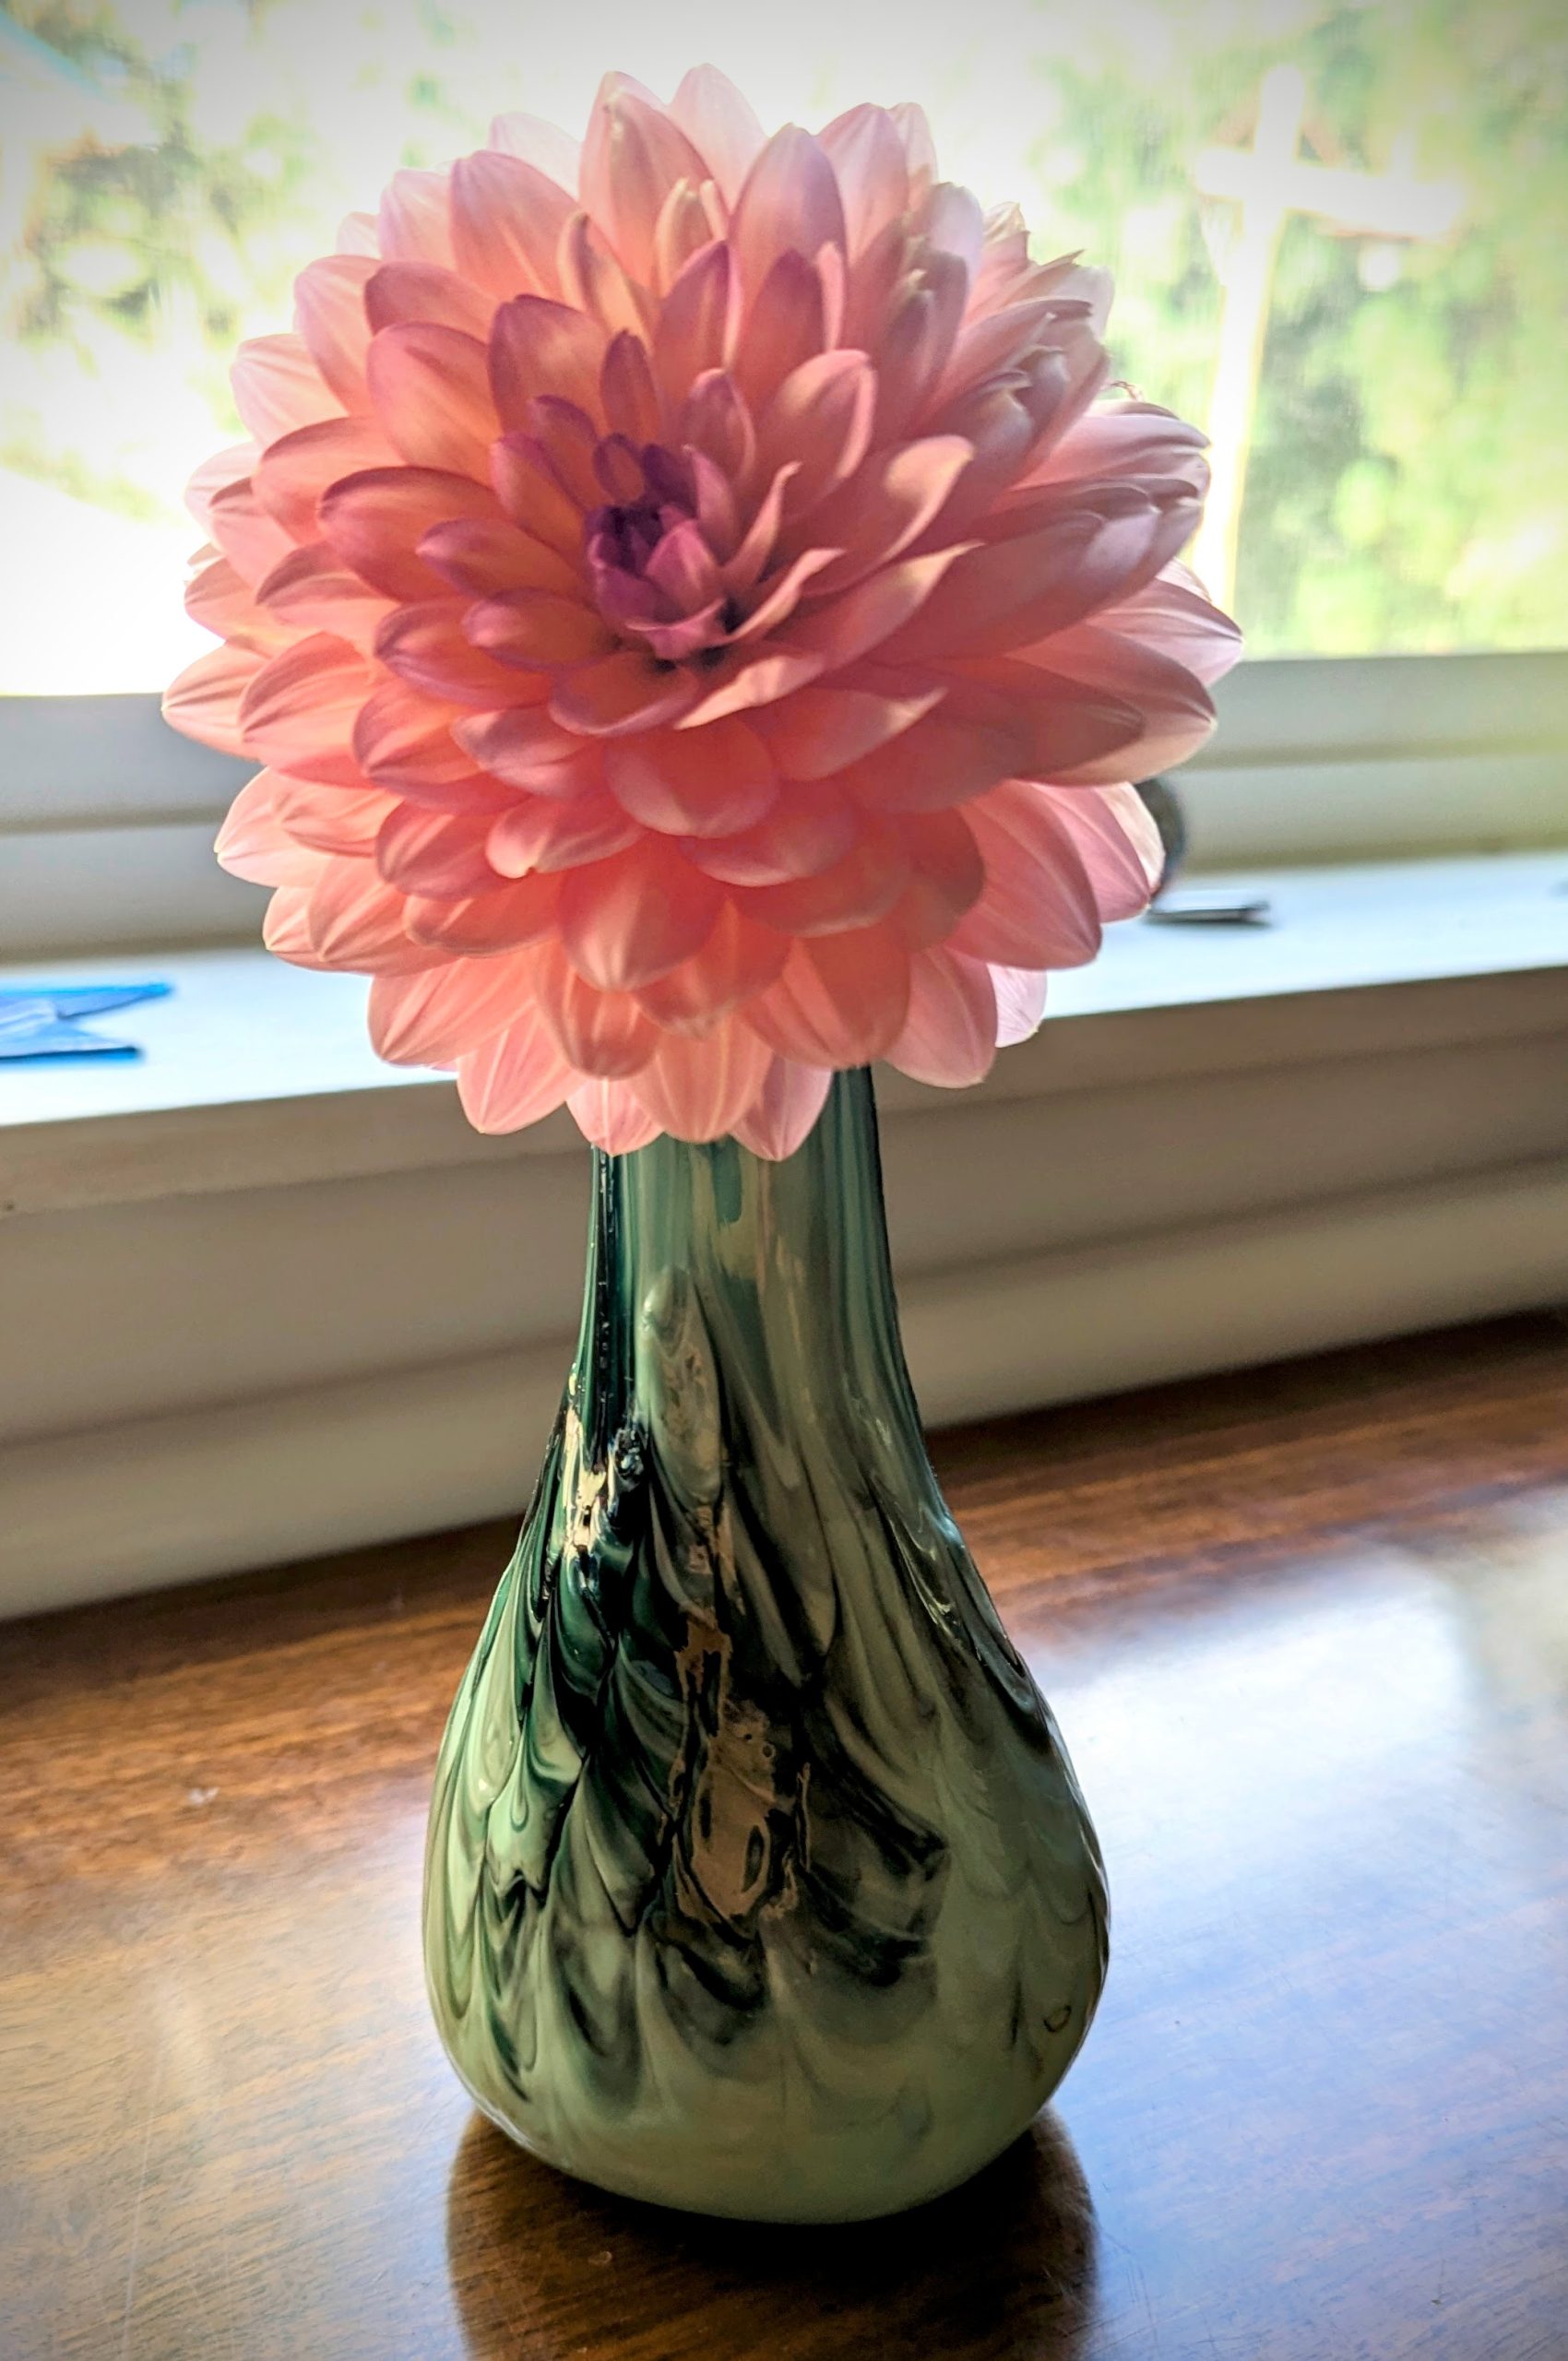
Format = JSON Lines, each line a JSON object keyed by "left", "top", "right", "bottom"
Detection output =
{"left": 1, "top": 0, "right": 1564, "bottom": 693}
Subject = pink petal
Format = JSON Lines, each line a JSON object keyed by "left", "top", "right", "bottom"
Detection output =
{"left": 270, "top": 775, "right": 398, "bottom": 854}
{"left": 254, "top": 545, "right": 391, "bottom": 652}
{"left": 456, "top": 705, "right": 589, "bottom": 788}
{"left": 487, "top": 788, "right": 640, "bottom": 876}
{"left": 1040, "top": 782, "right": 1163, "bottom": 919}
{"left": 566, "top": 1078, "right": 662, "bottom": 1153}
{"left": 370, "top": 953, "right": 535, "bottom": 1063}
{"left": 215, "top": 773, "right": 328, "bottom": 887}
{"left": 534, "top": 939, "right": 658, "bottom": 1075}
{"left": 205, "top": 477, "right": 295, "bottom": 585}
{"left": 778, "top": 544, "right": 973, "bottom": 672}
{"left": 991, "top": 964, "right": 1050, "bottom": 1046}
{"left": 682, "top": 782, "right": 861, "bottom": 886}
{"left": 377, "top": 169, "right": 456, "bottom": 267}
{"left": 803, "top": 435, "right": 973, "bottom": 592}
{"left": 753, "top": 349, "right": 875, "bottom": 515}
{"left": 450, "top": 150, "right": 574, "bottom": 301}
{"left": 652, "top": 241, "right": 732, "bottom": 409}
{"left": 457, "top": 1005, "right": 576, "bottom": 1132}
{"left": 418, "top": 513, "right": 581, "bottom": 601}
{"left": 490, "top": 433, "right": 590, "bottom": 557}
{"left": 464, "top": 587, "right": 615, "bottom": 670}
{"left": 885, "top": 807, "right": 984, "bottom": 946}
{"left": 406, "top": 872, "right": 560, "bottom": 950}
{"left": 304, "top": 861, "right": 440, "bottom": 973}
{"left": 489, "top": 296, "right": 610, "bottom": 432}
{"left": 628, "top": 1018, "right": 774, "bottom": 1144}
{"left": 232, "top": 332, "right": 343, "bottom": 445}
{"left": 253, "top": 416, "right": 397, "bottom": 543}
{"left": 600, "top": 330, "right": 662, "bottom": 444}
{"left": 885, "top": 947, "right": 997, "bottom": 1086}
{"left": 651, "top": 183, "right": 717, "bottom": 296}
{"left": 947, "top": 779, "right": 1103, "bottom": 968}
{"left": 604, "top": 716, "right": 777, "bottom": 836}
{"left": 293, "top": 256, "right": 376, "bottom": 410}
{"left": 633, "top": 900, "right": 789, "bottom": 1031}
{"left": 739, "top": 823, "right": 911, "bottom": 937}
{"left": 673, "top": 647, "right": 826, "bottom": 731}
{"left": 753, "top": 672, "right": 944, "bottom": 782}
{"left": 185, "top": 441, "right": 257, "bottom": 534}
{"left": 730, "top": 1058, "right": 834, "bottom": 1159}
{"left": 376, "top": 600, "right": 539, "bottom": 706}
{"left": 486, "top": 113, "right": 581, "bottom": 193}
{"left": 374, "top": 804, "right": 499, "bottom": 896}
{"left": 818, "top": 106, "right": 909, "bottom": 256}
{"left": 743, "top": 928, "right": 910, "bottom": 1064}
{"left": 558, "top": 211, "right": 648, "bottom": 340}
{"left": 557, "top": 838, "right": 722, "bottom": 991}
{"left": 732, "top": 252, "right": 827, "bottom": 416}
{"left": 1095, "top": 565, "right": 1242, "bottom": 687}
{"left": 985, "top": 638, "right": 1207, "bottom": 782}
{"left": 364, "top": 262, "right": 495, "bottom": 340}
{"left": 264, "top": 887, "right": 332, "bottom": 969}
{"left": 317, "top": 466, "right": 497, "bottom": 598}
{"left": 353, "top": 679, "right": 474, "bottom": 795}
{"left": 238, "top": 635, "right": 374, "bottom": 784}
{"left": 680, "top": 369, "right": 754, "bottom": 482}
{"left": 364, "top": 323, "right": 496, "bottom": 478}
{"left": 835, "top": 694, "right": 1027, "bottom": 813}
{"left": 184, "top": 552, "right": 291, "bottom": 653}
{"left": 580, "top": 84, "right": 708, "bottom": 284}
{"left": 550, "top": 648, "right": 701, "bottom": 736}
{"left": 669, "top": 66, "right": 766, "bottom": 206}
{"left": 730, "top": 127, "right": 847, "bottom": 308}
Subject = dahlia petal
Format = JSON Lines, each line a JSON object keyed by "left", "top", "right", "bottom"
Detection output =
{"left": 455, "top": 705, "right": 588, "bottom": 788}
{"left": 254, "top": 545, "right": 392, "bottom": 652}
{"left": 231, "top": 332, "right": 343, "bottom": 445}
{"left": 558, "top": 211, "right": 648, "bottom": 341}
{"left": 263, "top": 887, "right": 332, "bottom": 969}
{"left": 752, "top": 673, "right": 944, "bottom": 782}
{"left": 991, "top": 964, "right": 1050, "bottom": 1046}
{"left": 185, "top": 442, "right": 258, "bottom": 532}
{"left": 253, "top": 416, "right": 398, "bottom": 543}
{"left": 932, "top": 297, "right": 1064, "bottom": 414}
{"left": 580, "top": 86, "right": 708, "bottom": 285}
{"left": 214, "top": 774, "right": 328, "bottom": 886}
{"left": 375, "top": 804, "right": 499, "bottom": 896}
{"left": 1033, "top": 400, "right": 1209, "bottom": 492}
{"left": 947, "top": 779, "right": 1103, "bottom": 968}
{"left": 317, "top": 467, "right": 497, "bottom": 599}
{"left": 871, "top": 254, "right": 968, "bottom": 444}
{"left": 377, "top": 168, "right": 456, "bottom": 267}
{"left": 451, "top": 150, "right": 574, "bottom": 300}
{"left": 406, "top": 872, "right": 560, "bottom": 951}
{"left": 353, "top": 678, "right": 474, "bottom": 794}
{"left": 600, "top": 330, "right": 662, "bottom": 445}
{"left": 558, "top": 838, "right": 723, "bottom": 991}
{"left": 369, "top": 952, "right": 533, "bottom": 1063}
{"left": 818, "top": 106, "right": 909, "bottom": 256}
{"left": 336, "top": 211, "right": 380, "bottom": 258}
{"left": 681, "top": 783, "right": 861, "bottom": 887}
{"left": 457, "top": 1006, "right": 576, "bottom": 1133}
{"left": 743, "top": 928, "right": 910, "bottom": 1065}
{"left": 889, "top": 103, "right": 938, "bottom": 191}
{"left": 604, "top": 717, "right": 777, "bottom": 836}
{"left": 921, "top": 182, "right": 986, "bottom": 276}
{"left": 778, "top": 544, "right": 973, "bottom": 671}
{"left": 365, "top": 324, "right": 496, "bottom": 478}
{"left": 680, "top": 368, "right": 754, "bottom": 482}
{"left": 1041, "top": 782, "right": 1163, "bottom": 919}
{"left": 566, "top": 1078, "right": 662, "bottom": 1154}
{"left": 653, "top": 241, "right": 732, "bottom": 409}
{"left": 885, "top": 946, "right": 997, "bottom": 1086}
{"left": 991, "top": 635, "right": 1211, "bottom": 781}
{"left": 304, "top": 861, "right": 440, "bottom": 973}
{"left": 629, "top": 1018, "right": 773, "bottom": 1144}
{"left": 205, "top": 478, "right": 294, "bottom": 585}
{"left": 433, "top": 516, "right": 586, "bottom": 610}
{"left": 633, "top": 901, "right": 789, "bottom": 1032}
{"left": 486, "top": 113, "right": 582, "bottom": 193}
{"left": 550, "top": 649, "right": 701, "bottom": 736}
{"left": 1096, "top": 568, "right": 1243, "bottom": 686}
{"left": 753, "top": 349, "right": 875, "bottom": 515}
{"left": 728, "top": 547, "right": 843, "bottom": 644}
{"left": 489, "top": 296, "right": 610, "bottom": 431}
{"left": 837, "top": 689, "right": 1029, "bottom": 813}
{"left": 487, "top": 788, "right": 640, "bottom": 876}
{"left": 238, "top": 635, "right": 374, "bottom": 784}
{"left": 719, "top": 461, "right": 796, "bottom": 596}
{"left": 804, "top": 434, "right": 972, "bottom": 591}
{"left": 643, "top": 516, "right": 722, "bottom": 611}
{"left": 293, "top": 256, "right": 376, "bottom": 410}
{"left": 464, "top": 588, "right": 615, "bottom": 670}
{"left": 730, "top": 1058, "right": 834, "bottom": 1160}
{"left": 163, "top": 640, "right": 267, "bottom": 753}
{"left": 377, "top": 600, "right": 540, "bottom": 706}
{"left": 732, "top": 252, "right": 827, "bottom": 415}
{"left": 185, "top": 553, "right": 291, "bottom": 653}
{"left": 739, "top": 821, "right": 911, "bottom": 937}
{"left": 271, "top": 776, "right": 399, "bottom": 854}
{"left": 669, "top": 66, "right": 766, "bottom": 206}
{"left": 673, "top": 647, "right": 826, "bottom": 730}
{"left": 364, "top": 262, "right": 495, "bottom": 340}
{"left": 885, "top": 807, "right": 984, "bottom": 946}
{"left": 731, "top": 128, "right": 847, "bottom": 307}
{"left": 491, "top": 433, "right": 590, "bottom": 556}
{"left": 524, "top": 394, "right": 605, "bottom": 509}
{"left": 534, "top": 940, "right": 658, "bottom": 1076}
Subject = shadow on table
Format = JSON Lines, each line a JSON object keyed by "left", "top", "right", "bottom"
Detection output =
{"left": 445, "top": 2106, "right": 1096, "bottom": 2360}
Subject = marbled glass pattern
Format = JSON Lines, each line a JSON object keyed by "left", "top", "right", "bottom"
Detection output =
{"left": 423, "top": 1070, "right": 1107, "bottom": 2222}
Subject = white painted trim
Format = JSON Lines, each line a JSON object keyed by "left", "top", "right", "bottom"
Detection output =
{"left": 4, "top": 1154, "right": 1564, "bottom": 1619}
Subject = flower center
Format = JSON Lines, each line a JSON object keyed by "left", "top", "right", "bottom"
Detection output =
{"left": 581, "top": 443, "right": 731, "bottom": 664}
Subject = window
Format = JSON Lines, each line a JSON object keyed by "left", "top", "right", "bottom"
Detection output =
{"left": 3, "top": 0, "right": 1566, "bottom": 952}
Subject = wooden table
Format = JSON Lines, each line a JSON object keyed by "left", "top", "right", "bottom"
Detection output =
{"left": 5, "top": 1315, "right": 1568, "bottom": 2361}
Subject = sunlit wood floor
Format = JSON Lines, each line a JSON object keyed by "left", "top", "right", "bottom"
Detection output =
{"left": 5, "top": 1312, "right": 1567, "bottom": 2361}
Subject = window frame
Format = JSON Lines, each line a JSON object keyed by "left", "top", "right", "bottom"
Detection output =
{"left": 3, "top": 649, "right": 1566, "bottom": 959}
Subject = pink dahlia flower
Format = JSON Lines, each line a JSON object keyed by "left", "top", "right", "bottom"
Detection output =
{"left": 166, "top": 67, "right": 1240, "bottom": 1157}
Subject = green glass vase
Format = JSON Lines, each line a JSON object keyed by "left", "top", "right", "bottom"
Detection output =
{"left": 423, "top": 1070, "right": 1107, "bottom": 2223}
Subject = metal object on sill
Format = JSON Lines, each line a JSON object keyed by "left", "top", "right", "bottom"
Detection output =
{"left": 1134, "top": 777, "right": 1273, "bottom": 926}
{"left": 0, "top": 982, "right": 172, "bottom": 1061}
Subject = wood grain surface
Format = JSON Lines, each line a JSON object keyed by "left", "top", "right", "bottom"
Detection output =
{"left": 4, "top": 1312, "right": 1568, "bottom": 2361}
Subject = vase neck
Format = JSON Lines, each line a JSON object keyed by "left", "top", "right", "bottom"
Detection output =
{"left": 569, "top": 1069, "right": 924, "bottom": 1468}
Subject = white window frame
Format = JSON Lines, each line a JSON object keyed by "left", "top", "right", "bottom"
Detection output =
{"left": 2, "top": 649, "right": 1567, "bottom": 960}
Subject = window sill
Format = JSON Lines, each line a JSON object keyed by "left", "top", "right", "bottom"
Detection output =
{"left": 4, "top": 849, "right": 1567, "bottom": 1617}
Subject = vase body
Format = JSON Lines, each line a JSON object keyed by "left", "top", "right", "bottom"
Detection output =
{"left": 423, "top": 1071, "right": 1107, "bottom": 2223}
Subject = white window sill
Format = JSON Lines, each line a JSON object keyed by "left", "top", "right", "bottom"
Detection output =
{"left": 4, "top": 848, "right": 1566, "bottom": 1619}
